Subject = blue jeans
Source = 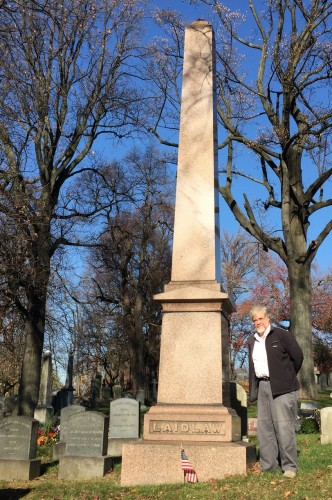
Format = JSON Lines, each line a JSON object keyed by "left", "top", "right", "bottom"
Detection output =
{"left": 257, "top": 380, "right": 298, "bottom": 472}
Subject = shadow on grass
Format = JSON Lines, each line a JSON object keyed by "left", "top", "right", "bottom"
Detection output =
{"left": 40, "top": 460, "right": 58, "bottom": 475}
{"left": 0, "top": 489, "right": 31, "bottom": 499}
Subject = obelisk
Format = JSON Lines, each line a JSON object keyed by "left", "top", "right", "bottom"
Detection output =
{"left": 121, "top": 20, "right": 255, "bottom": 486}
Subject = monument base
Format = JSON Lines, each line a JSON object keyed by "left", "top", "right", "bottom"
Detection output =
{"left": 58, "top": 455, "right": 113, "bottom": 479}
{"left": 143, "top": 404, "right": 241, "bottom": 442}
{"left": 0, "top": 458, "right": 41, "bottom": 481}
{"left": 121, "top": 440, "right": 256, "bottom": 486}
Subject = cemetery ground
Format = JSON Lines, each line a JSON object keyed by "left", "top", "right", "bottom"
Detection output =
{"left": 0, "top": 393, "right": 331, "bottom": 500}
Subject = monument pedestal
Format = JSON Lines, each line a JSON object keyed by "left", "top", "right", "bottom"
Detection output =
{"left": 121, "top": 440, "right": 256, "bottom": 486}
{"left": 143, "top": 404, "right": 241, "bottom": 442}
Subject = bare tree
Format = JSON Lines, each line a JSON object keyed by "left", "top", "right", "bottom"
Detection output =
{"left": 145, "top": 1, "right": 332, "bottom": 398}
{"left": 0, "top": 0, "right": 145, "bottom": 415}
{"left": 87, "top": 146, "right": 174, "bottom": 397}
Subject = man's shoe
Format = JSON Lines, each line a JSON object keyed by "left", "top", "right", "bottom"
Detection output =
{"left": 283, "top": 470, "right": 296, "bottom": 479}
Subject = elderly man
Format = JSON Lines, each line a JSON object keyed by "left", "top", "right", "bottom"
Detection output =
{"left": 248, "top": 305, "right": 304, "bottom": 478}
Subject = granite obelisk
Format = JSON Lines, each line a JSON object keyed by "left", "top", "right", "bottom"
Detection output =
{"left": 121, "top": 20, "right": 255, "bottom": 486}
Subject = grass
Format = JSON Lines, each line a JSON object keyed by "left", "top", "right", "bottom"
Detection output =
{"left": 0, "top": 434, "right": 331, "bottom": 499}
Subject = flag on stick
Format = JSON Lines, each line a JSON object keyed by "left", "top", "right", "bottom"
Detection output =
{"left": 181, "top": 448, "right": 198, "bottom": 483}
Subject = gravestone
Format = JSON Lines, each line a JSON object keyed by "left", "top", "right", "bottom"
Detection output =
{"left": 121, "top": 20, "right": 255, "bottom": 486}
{"left": 230, "top": 382, "right": 248, "bottom": 438}
{"left": 58, "top": 411, "right": 112, "bottom": 479}
{"left": 53, "top": 404, "right": 86, "bottom": 460}
{"left": 108, "top": 398, "right": 141, "bottom": 457}
{"left": 320, "top": 407, "right": 332, "bottom": 445}
{"left": 34, "top": 351, "right": 54, "bottom": 424}
{"left": 136, "top": 389, "right": 145, "bottom": 408}
{"left": 300, "top": 401, "right": 317, "bottom": 417}
{"left": 113, "top": 384, "right": 122, "bottom": 400}
{"left": 0, "top": 417, "right": 41, "bottom": 480}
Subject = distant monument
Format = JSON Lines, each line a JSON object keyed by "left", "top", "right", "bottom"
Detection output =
{"left": 121, "top": 20, "right": 255, "bottom": 486}
{"left": 34, "top": 351, "right": 54, "bottom": 424}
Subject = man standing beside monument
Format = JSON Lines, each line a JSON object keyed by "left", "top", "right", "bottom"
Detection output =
{"left": 248, "top": 305, "right": 304, "bottom": 478}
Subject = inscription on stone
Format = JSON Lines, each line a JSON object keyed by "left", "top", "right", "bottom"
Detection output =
{"left": 109, "top": 398, "right": 139, "bottom": 439}
{"left": 149, "top": 420, "right": 225, "bottom": 435}
{"left": 59, "top": 404, "right": 86, "bottom": 442}
{"left": 66, "top": 411, "right": 109, "bottom": 457}
{"left": 0, "top": 417, "right": 38, "bottom": 460}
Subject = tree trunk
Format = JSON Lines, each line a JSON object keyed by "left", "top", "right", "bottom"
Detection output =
{"left": 14, "top": 217, "right": 51, "bottom": 417}
{"left": 288, "top": 261, "right": 317, "bottom": 399}
{"left": 15, "top": 295, "right": 46, "bottom": 416}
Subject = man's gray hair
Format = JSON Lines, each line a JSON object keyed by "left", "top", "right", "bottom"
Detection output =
{"left": 249, "top": 304, "right": 269, "bottom": 320}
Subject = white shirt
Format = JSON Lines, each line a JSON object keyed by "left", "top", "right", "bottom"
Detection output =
{"left": 252, "top": 325, "right": 270, "bottom": 378}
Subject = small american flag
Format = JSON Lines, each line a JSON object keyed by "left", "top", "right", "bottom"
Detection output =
{"left": 181, "top": 448, "right": 198, "bottom": 483}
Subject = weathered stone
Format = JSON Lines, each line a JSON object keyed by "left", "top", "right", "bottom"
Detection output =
{"left": 0, "top": 416, "right": 41, "bottom": 480}
{"left": 320, "top": 406, "right": 332, "bottom": 445}
{"left": 109, "top": 398, "right": 139, "bottom": 439}
{"left": 66, "top": 411, "right": 109, "bottom": 457}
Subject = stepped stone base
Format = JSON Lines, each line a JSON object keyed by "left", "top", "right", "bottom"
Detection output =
{"left": 143, "top": 404, "right": 241, "bottom": 442}
{"left": 121, "top": 440, "right": 256, "bottom": 486}
{"left": 58, "top": 455, "right": 112, "bottom": 479}
{"left": 0, "top": 458, "right": 41, "bottom": 480}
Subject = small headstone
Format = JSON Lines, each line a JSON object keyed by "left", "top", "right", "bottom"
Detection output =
{"left": 136, "top": 389, "right": 145, "bottom": 408}
{"left": 113, "top": 385, "right": 122, "bottom": 400}
{"left": 300, "top": 401, "right": 317, "bottom": 417}
{"left": 320, "top": 407, "right": 332, "bottom": 445}
{"left": 58, "top": 411, "right": 112, "bottom": 479}
{"left": 0, "top": 416, "right": 41, "bottom": 480}
{"left": 108, "top": 398, "right": 141, "bottom": 457}
{"left": 110, "top": 398, "right": 139, "bottom": 439}
{"left": 53, "top": 404, "right": 86, "bottom": 460}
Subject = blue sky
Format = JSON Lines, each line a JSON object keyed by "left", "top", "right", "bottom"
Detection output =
{"left": 149, "top": 1, "right": 332, "bottom": 274}
{"left": 92, "top": 1, "right": 331, "bottom": 275}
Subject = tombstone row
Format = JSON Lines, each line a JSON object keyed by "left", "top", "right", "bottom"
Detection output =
{"left": 0, "top": 397, "right": 141, "bottom": 481}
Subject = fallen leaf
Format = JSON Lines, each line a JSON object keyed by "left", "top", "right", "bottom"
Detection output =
{"left": 284, "top": 490, "right": 296, "bottom": 498}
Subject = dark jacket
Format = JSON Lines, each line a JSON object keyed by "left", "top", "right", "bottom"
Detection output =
{"left": 248, "top": 326, "right": 304, "bottom": 403}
